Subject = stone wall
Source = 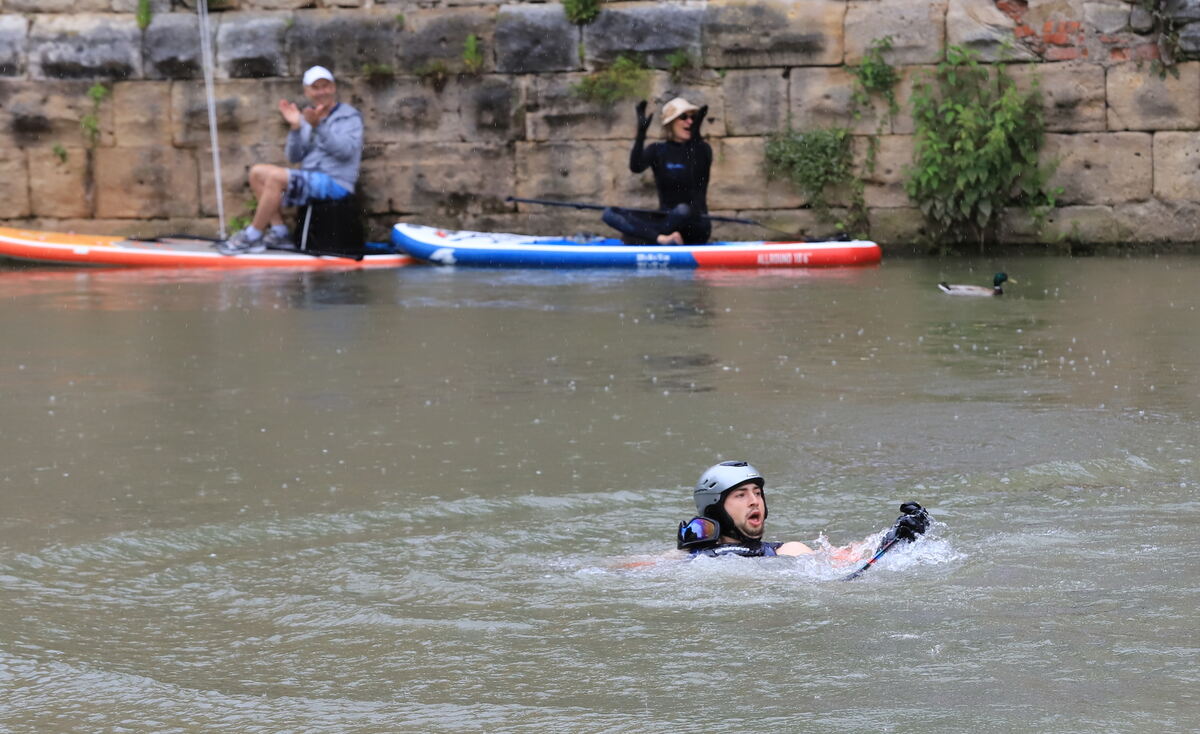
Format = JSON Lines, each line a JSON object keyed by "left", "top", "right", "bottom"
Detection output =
{"left": 3, "top": 0, "right": 1200, "bottom": 246}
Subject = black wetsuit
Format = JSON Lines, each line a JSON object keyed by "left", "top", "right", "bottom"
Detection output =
{"left": 691, "top": 540, "right": 782, "bottom": 558}
{"left": 603, "top": 114, "right": 713, "bottom": 245}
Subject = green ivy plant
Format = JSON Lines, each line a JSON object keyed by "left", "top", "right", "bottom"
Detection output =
{"left": 563, "top": 0, "right": 602, "bottom": 25}
{"left": 849, "top": 36, "right": 899, "bottom": 177}
{"left": 52, "top": 143, "right": 69, "bottom": 164}
{"left": 570, "top": 54, "right": 649, "bottom": 104}
{"left": 905, "top": 46, "right": 1058, "bottom": 251}
{"left": 765, "top": 126, "right": 869, "bottom": 237}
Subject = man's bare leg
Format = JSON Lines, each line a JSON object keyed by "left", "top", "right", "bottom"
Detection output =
{"left": 248, "top": 164, "right": 289, "bottom": 230}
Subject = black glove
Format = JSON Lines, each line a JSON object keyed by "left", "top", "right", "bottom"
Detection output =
{"left": 878, "top": 501, "right": 930, "bottom": 549}
{"left": 691, "top": 104, "right": 708, "bottom": 140}
{"left": 635, "top": 100, "right": 653, "bottom": 137}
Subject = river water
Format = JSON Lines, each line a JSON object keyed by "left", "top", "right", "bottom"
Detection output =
{"left": 1, "top": 256, "right": 1197, "bottom": 732}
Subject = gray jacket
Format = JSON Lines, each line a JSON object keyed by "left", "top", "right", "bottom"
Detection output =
{"left": 285, "top": 102, "right": 363, "bottom": 193}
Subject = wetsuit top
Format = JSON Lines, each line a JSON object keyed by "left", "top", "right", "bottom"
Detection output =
{"left": 691, "top": 540, "right": 783, "bottom": 558}
{"left": 629, "top": 135, "right": 712, "bottom": 215}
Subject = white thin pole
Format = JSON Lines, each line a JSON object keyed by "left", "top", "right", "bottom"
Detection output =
{"left": 197, "top": 1, "right": 227, "bottom": 238}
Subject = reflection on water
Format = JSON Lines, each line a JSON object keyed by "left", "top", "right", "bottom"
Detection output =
{"left": 1, "top": 255, "right": 1198, "bottom": 732}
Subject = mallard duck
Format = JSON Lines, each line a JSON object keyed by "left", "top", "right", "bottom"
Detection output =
{"left": 938, "top": 272, "right": 1012, "bottom": 296}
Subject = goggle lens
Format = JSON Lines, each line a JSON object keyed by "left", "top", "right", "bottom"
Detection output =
{"left": 677, "top": 516, "right": 721, "bottom": 549}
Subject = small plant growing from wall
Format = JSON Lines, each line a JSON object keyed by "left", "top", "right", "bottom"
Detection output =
{"left": 462, "top": 34, "right": 485, "bottom": 75}
{"left": 665, "top": 49, "right": 694, "bottom": 83}
{"left": 362, "top": 63, "right": 396, "bottom": 84}
{"left": 1138, "top": 0, "right": 1182, "bottom": 78}
{"left": 905, "top": 46, "right": 1058, "bottom": 251}
{"left": 570, "top": 54, "right": 649, "bottom": 104}
{"left": 563, "top": 0, "right": 603, "bottom": 25}
{"left": 416, "top": 61, "right": 450, "bottom": 92}
{"left": 765, "top": 126, "right": 869, "bottom": 238}
{"left": 80, "top": 83, "right": 109, "bottom": 148}
{"left": 849, "top": 36, "right": 900, "bottom": 178}
{"left": 52, "top": 144, "right": 69, "bottom": 164}
{"left": 136, "top": 0, "right": 153, "bottom": 31}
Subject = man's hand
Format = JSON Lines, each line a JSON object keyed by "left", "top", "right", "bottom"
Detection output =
{"left": 635, "top": 100, "right": 653, "bottom": 136}
{"left": 278, "top": 99, "right": 302, "bottom": 130}
{"left": 692, "top": 104, "right": 708, "bottom": 138}
{"left": 302, "top": 103, "right": 333, "bottom": 128}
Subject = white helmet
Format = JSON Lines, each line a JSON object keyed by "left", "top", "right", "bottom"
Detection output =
{"left": 694, "top": 461, "right": 765, "bottom": 516}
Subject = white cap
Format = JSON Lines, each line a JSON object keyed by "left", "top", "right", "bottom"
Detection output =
{"left": 303, "top": 65, "right": 335, "bottom": 86}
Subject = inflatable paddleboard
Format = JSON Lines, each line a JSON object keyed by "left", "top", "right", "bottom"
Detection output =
{"left": 392, "top": 223, "right": 881, "bottom": 269}
{"left": 0, "top": 226, "right": 412, "bottom": 269}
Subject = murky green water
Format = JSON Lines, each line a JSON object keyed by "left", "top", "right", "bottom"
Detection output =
{"left": 1, "top": 257, "right": 1198, "bottom": 732}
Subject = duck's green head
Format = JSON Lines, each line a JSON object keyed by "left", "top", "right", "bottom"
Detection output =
{"left": 993, "top": 272, "right": 1009, "bottom": 287}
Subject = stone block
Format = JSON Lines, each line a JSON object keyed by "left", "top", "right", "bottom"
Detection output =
{"left": 946, "top": 0, "right": 1038, "bottom": 61}
{"left": 1179, "top": 21, "right": 1200, "bottom": 55}
{"left": 711, "top": 136, "right": 806, "bottom": 210}
{"left": 287, "top": 9, "right": 403, "bottom": 78}
{"left": 0, "top": 149, "right": 30, "bottom": 218}
{"left": 171, "top": 80, "right": 273, "bottom": 148}
{"left": 1152, "top": 131, "right": 1200, "bottom": 200}
{"left": 1083, "top": 0, "right": 1133, "bottom": 33}
{"left": 113, "top": 81, "right": 173, "bottom": 146}
{"left": 111, "top": 0, "right": 171, "bottom": 12}
{"left": 583, "top": 2, "right": 704, "bottom": 69}
{"left": 889, "top": 65, "right": 934, "bottom": 135}
{"left": 495, "top": 4, "right": 581, "bottom": 74}
{"left": 144, "top": 12, "right": 205, "bottom": 80}
{"left": 29, "top": 14, "right": 142, "bottom": 80}
{"left": 721, "top": 69, "right": 788, "bottom": 137}
{"left": 846, "top": 0, "right": 948, "bottom": 65}
{"left": 395, "top": 8, "right": 496, "bottom": 76}
{"left": 458, "top": 75, "right": 524, "bottom": 143}
{"left": 6, "top": 0, "right": 108, "bottom": 10}
{"left": 0, "top": 15, "right": 27, "bottom": 78}
{"left": 868, "top": 207, "right": 926, "bottom": 247}
{"left": 95, "top": 146, "right": 200, "bottom": 218}
{"left": 856, "top": 134, "right": 914, "bottom": 208}
{"left": 28, "top": 145, "right": 90, "bottom": 218}
{"left": 1043, "top": 132, "right": 1152, "bottom": 205}
{"left": 197, "top": 143, "right": 282, "bottom": 218}
{"left": 526, "top": 73, "right": 627, "bottom": 141}
{"left": 1107, "top": 62, "right": 1200, "bottom": 130}
{"left": 216, "top": 12, "right": 289, "bottom": 79}
{"left": 1114, "top": 199, "right": 1200, "bottom": 243}
{"left": 1006, "top": 63, "right": 1106, "bottom": 132}
{"left": 788, "top": 67, "right": 892, "bottom": 135}
{"left": 514, "top": 140, "right": 610, "bottom": 201}
{"left": 1166, "top": 0, "right": 1200, "bottom": 23}
{"left": 382, "top": 142, "right": 515, "bottom": 215}
{"left": 1002, "top": 205, "right": 1123, "bottom": 245}
{"left": 350, "top": 76, "right": 464, "bottom": 144}
{"left": 246, "top": 0, "right": 315, "bottom": 8}
{"left": 0, "top": 80, "right": 115, "bottom": 148}
{"left": 702, "top": 0, "right": 845, "bottom": 68}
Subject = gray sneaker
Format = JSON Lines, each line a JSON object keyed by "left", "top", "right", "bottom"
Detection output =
{"left": 262, "top": 228, "right": 294, "bottom": 250}
{"left": 216, "top": 228, "right": 266, "bottom": 255}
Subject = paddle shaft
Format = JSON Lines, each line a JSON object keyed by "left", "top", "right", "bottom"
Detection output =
{"left": 841, "top": 537, "right": 901, "bottom": 582}
{"left": 506, "top": 196, "right": 783, "bottom": 230}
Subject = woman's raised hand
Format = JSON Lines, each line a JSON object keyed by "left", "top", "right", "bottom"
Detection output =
{"left": 635, "top": 100, "right": 653, "bottom": 135}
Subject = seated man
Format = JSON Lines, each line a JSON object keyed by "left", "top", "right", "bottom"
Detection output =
{"left": 219, "top": 65, "right": 363, "bottom": 254}
{"left": 678, "top": 460, "right": 929, "bottom": 560}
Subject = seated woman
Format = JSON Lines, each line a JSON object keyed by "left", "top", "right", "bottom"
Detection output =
{"left": 602, "top": 97, "right": 712, "bottom": 246}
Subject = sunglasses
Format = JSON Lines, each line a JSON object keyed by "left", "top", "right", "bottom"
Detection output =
{"left": 677, "top": 113, "right": 696, "bottom": 121}
{"left": 677, "top": 516, "right": 721, "bottom": 549}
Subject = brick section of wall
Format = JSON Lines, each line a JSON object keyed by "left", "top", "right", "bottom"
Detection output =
{"left": 1, "top": 1, "right": 1199, "bottom": 246}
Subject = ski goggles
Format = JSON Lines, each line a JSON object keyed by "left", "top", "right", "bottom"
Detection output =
{"left": 677, "top": 516, "right": 721, "bottom": 549}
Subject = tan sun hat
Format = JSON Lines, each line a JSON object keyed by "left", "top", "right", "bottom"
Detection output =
{"left": 661, "top": 96, "right": 700, "bottom": 126}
